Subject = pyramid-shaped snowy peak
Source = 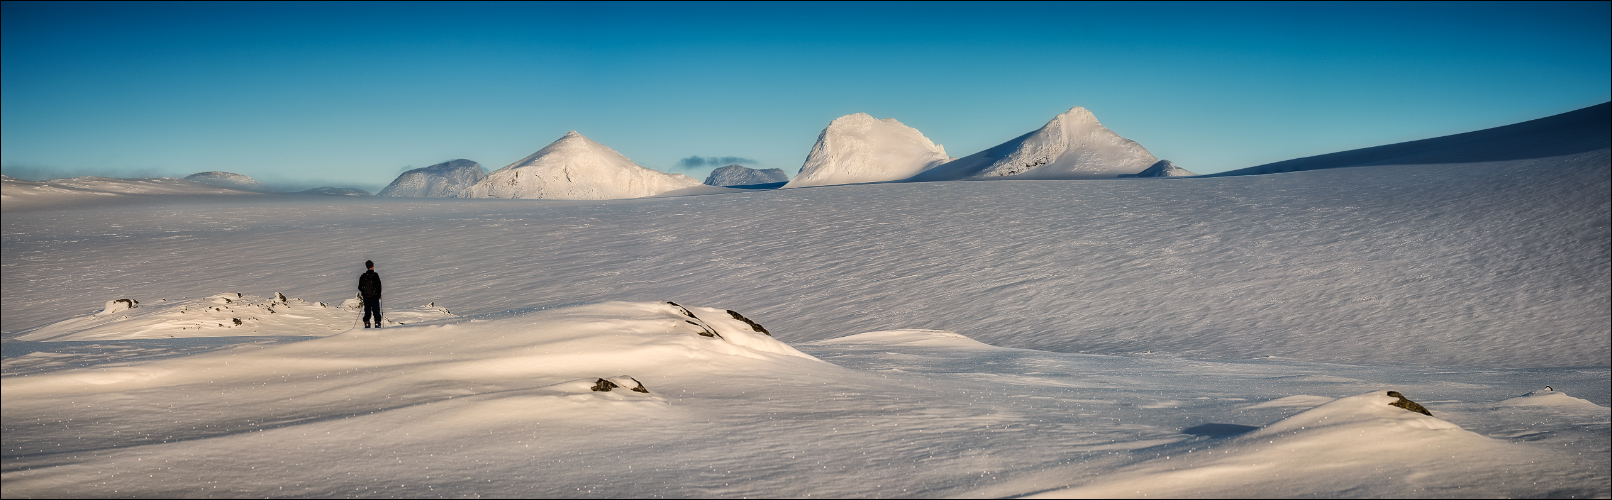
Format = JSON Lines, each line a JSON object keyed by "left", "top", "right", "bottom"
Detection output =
{"left": 783, "top": 113, "right": 953, "bottom": 188}
{"left": 908, "top": 107, "right": 1160, "bottom": 181}
{"left": 463, "top": 132, "right": 702, "bottom": 200}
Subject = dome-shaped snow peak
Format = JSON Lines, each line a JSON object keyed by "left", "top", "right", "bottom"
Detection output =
{"left": 377, "top": 159, "right": 487, "bottom": 197}
{"left": 183, "top": 171, "right": 269, "bottom": 192}
{"left": 908, "top": 106, "right": 1160, "bottom": 181}
{"left": 783, "top": 113, "right": 952, "bottom": 188}
{"left": 463, "top": 132, "right": 702, "bottom": 200}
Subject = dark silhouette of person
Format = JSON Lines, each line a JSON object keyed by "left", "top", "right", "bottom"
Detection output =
{"left": 358, "top": 260, "right": 383, "bottom": 328}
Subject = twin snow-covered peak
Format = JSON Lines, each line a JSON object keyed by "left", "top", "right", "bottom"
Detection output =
{"left": 784, "top": 113, "right": 953, "bottom": 188}
{"left": 909, "top": 106, "right": 1162, "bottom": 181}
{"left": 461, "top": 131, "right": 702, "bottom": 200}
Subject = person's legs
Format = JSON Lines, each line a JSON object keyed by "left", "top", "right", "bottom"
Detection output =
{"left": 364, "top": 297, "right": 382, "bottom": 327}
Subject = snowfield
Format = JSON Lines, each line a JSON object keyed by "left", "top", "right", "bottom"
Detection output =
{"left": 3, "top": 105, "right": 1609, "bottom": 497}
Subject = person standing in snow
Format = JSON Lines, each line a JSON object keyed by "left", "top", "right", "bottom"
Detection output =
{"left": 358, "top": 260, "right": 383, "bottom": 328}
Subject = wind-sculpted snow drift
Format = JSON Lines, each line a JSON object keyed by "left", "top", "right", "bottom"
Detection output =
{"left": 784, "top": 113, "right": 953, "bottom": 188}
{"left": 908, "top": 106, "right": 1164, "bottom": 181}
{"left": 377, "top": 159, "right": 487, "bottom": 197}
{"left": 463, "top": 131, "right": 703, "bottom": 200}
{"left": 3, "top": 304, "right": 1605, "bottom": 498}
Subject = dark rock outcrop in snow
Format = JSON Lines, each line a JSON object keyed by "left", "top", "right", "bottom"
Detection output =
{"left": 591, "top": 376, "right": 650, "bottom": 393}
{"left": 184, "top": 171, "right": 269, "bottom": 192}
{"left": 727, "top": 310, "right": 771, "bottom": 336}
{"left": 704, "top": 165, "right": 789, "bottom": 186}
{"left": 377, "top": 159, "right": 486, "bottom": 198}
{"left": 1119, "top": 160, "right": 1196, "bottom": 178}
{"left": 1386, "top": 391, "right": 1433, "bottom": 416}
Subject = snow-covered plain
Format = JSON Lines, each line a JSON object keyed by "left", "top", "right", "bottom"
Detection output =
{"left": 3, "top": 113, "right": 1609, "bottom": 497}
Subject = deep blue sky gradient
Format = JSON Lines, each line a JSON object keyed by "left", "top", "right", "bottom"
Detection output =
{"left": 3, "top": 1, "right": 1608, "bottom": 190}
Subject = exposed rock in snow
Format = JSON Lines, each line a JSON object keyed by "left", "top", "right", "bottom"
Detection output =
{"left": 183, "top": 171, "right": 269, "bottom": 192}
{"left": 99, "top": 298, "right": 138, "bottom": 315}
{"left": 704, "top": 165, "right": 789, "bottom": 186}
{"left": 1206, "top": 101, "right": 1612, "bottom": 177}
{"left": 377, "top": 159, "right": 486, "bottom": 198}
{"left": 909, "top": 106, "right": 1159, "bottom": 181}
{"left": 1387, "top": 390, "right": 1433, "bottom": 416}
{"left": 784, "top": 113, "right": 952, "bottom": 188}
{"left": 17, "top": 292, "right": 457, "bottom": 341}
{"left": 1119, "top": 159, "right": 1196, "bottom": 178}
{"left": 297, "top": 187, "right": 371, "bottom": 196}
{"left": 591, "top": 376, "right": 651, "bottom": 393}
{"left": 463, "top": 132, "right": 702, "bottom": 200}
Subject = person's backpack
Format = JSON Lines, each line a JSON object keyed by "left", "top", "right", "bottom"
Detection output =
{"left": 359, "top": 272, "right": 380, "bottom": 298}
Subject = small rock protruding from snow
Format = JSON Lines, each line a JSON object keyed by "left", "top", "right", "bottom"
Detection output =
{"left": 273, "top": 292, "right": 289, "bottom": 304}
{"left": 183, "top": 171, "right": 269, "bottom": 192}
{"left": 909, "top": 106, "right": 1160, "bottom": 181}
{"left": 785, "top": 113, "right": 952, "bottom": 188}
{"left": 1119, "top": 159, "right": 1197, "bottom": 178}
{"left": 100, "top": 298, "right": 138, "bottom": 315}
{"left": 1386, "top": 391, "right": 1433, "bottom": 416}
{"left": 591, "top": 376, "right": 651, "bottom": 394}
{"left": 377, "top": 159, "right": 487, "bottom": 198}
{"left": 463, "top": 132, "right": 702, "bottom": 200}
{"left": 704, "top": 165, "right": 789, "bottom": 186}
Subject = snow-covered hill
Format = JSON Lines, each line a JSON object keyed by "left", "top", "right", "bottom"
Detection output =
{"left": 1119, "top": 159, "right": 1196, "bottom": 177}
{"left": 463, "top": 132, "right": 703, "bottom": 200}
{"left": 704, "top": 164, "right": 788, "bottom": 186}
{"left": 1208, "top": 101, "right": 1612, "bottom": 177}
{"left": 783, "top": 113, "right": 952, "bottom": 188}
{"left": 909, "top": 106, "right": 1163, "bottom": 181}
{"left": 376, "top": 159, "right": 486, "bottom": 197}
{"left": 183, "top": 171, "right": 269, "bottom": 192}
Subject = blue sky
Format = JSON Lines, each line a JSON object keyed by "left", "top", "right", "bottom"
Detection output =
{"left": 3, "top": 1, "right": 1608, "bottom": 190}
